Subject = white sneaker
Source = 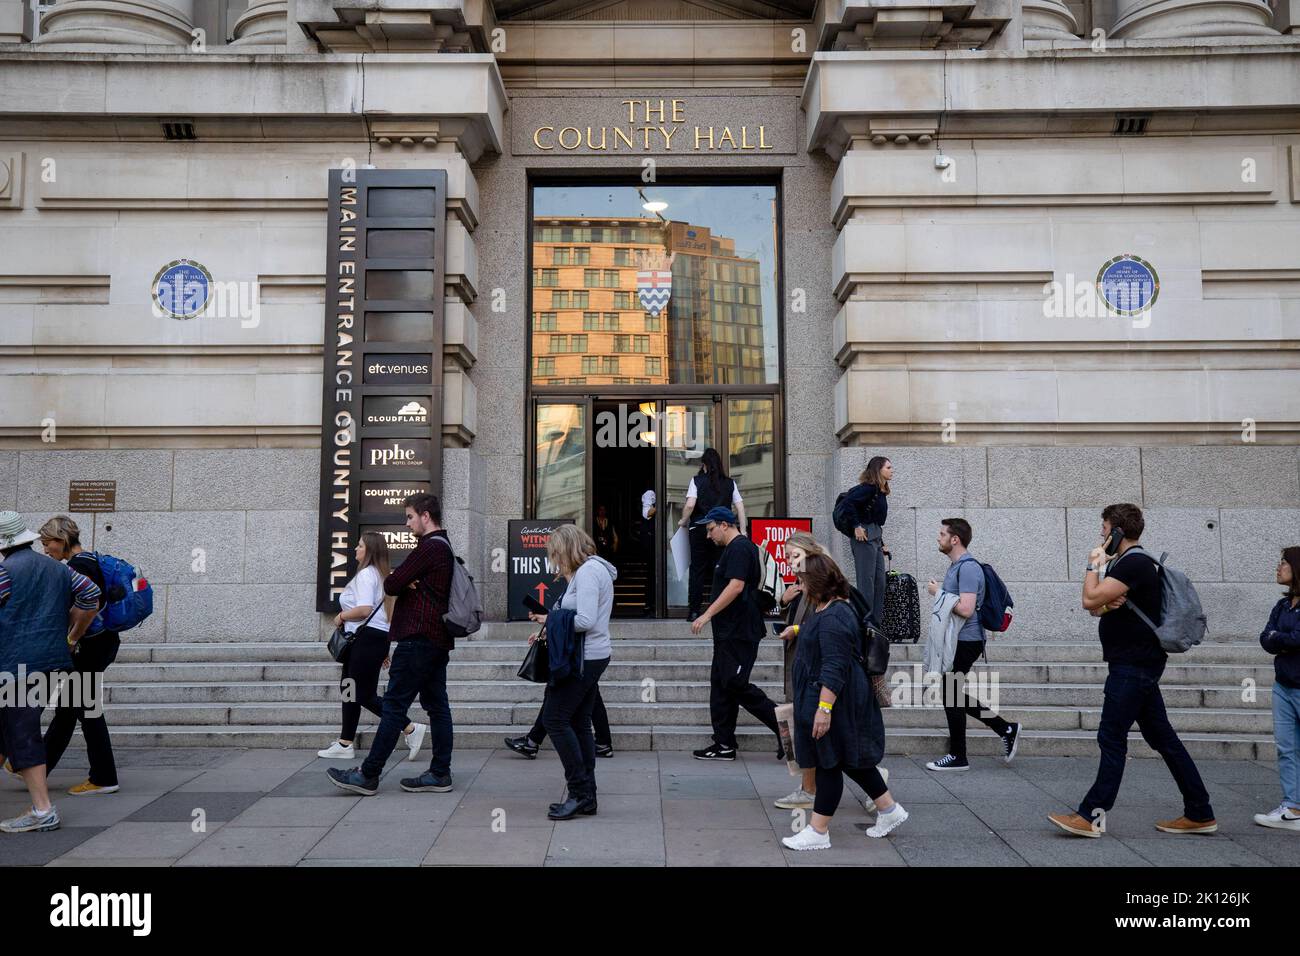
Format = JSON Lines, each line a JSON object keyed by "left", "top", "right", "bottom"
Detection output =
{"left": 774, "top": 788, "right": 815, "bottom": 810}
{"left": 782, "top": 824, "right": 831, "bottom": 851}
{"left": 1255, "top": 807, "right": 1300, "bottom": 831}
{"left": 866, "top": 804, "right": 908, "bottom": 838}
{"left": 405, "top": 723, "right": 428, "bottom": 761}
{"left": 860, "top": 766, "right": 890, "bottom": 813}
{"left": 317, "top": 740, "right": 355, "bottom": 759}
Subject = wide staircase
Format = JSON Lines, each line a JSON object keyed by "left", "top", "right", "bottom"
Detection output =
{"left": 94, "top": 620, "right": 1277, "bottom": 760}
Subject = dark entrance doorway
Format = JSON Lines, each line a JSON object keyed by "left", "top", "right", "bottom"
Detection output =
{"left": 592, "top": 400, "right": 656, "bottom": 616}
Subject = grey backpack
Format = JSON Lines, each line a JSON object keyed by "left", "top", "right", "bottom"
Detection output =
{"left": 433, "top": 537, "right": 483, "bottom": 638}
{"left": 1114, "top": 547, "right": 1206, "bottom": 654}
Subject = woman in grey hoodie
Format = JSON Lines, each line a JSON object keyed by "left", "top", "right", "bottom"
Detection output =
{"left": 528, "top": 524, "right": 616, "bottom": 820}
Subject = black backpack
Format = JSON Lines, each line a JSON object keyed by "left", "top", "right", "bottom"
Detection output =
{"left": 833, "top": 490, "right": 862, "bottom": 538}
{"left": 845, "top": 587, "right": 891, "bottom": 675}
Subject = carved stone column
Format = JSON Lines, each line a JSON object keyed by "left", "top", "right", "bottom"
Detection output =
{"left": 35, "top": 0, "right": 196, "bottom": 46}
{"left": 231, "top": 0, "right": 287, "bottom": 47}
{"left": 1111, "top": 0, "right": 1277, "bottom": 38}
{"left": 1023, "top": 0, "right": 1081, "bottom": 39}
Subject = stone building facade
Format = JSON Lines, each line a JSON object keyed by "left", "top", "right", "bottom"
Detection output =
{"left": 1, "top": 0, "right": 1298, "bottom": 651}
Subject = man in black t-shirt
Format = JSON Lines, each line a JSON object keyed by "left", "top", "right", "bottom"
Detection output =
{"left": 1049, "top": 503, "right": 1215, "bottom": 838}
{"left": 687, "top": 507, "right": 781, "bottom": 760}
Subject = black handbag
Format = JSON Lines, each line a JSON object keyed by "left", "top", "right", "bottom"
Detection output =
{"left": 327, "top": 604, "right": 381, "bottom": 664}
{"left": 517, "top": 628, "right": 550, "bottom": 683}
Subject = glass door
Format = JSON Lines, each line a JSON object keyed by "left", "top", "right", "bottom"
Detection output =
{"left": 532, "top": 400, "right": 589, "bottom": 528}
{"left": 661, "top": 399, "right": 718, "bottom": 613}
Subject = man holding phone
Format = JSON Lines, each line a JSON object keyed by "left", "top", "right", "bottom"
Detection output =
{"left": 1049, "top": 503, "right": 1216, "bottom": 838}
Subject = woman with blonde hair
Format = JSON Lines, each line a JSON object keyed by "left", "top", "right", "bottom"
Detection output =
{"left": 38, "top": 515, "right": 120, "bottom": 795}
{"left": 318, "top": 532, "right": 427, "bottom": 761}
{"left": 527, "top": 523, "right": 617, "bottom": 820}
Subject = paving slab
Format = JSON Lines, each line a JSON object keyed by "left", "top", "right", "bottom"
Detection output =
{"left": 661, "top": 774, "right": 759, "bottom": 800}
{"left": 0, "top": 827, "right": 106, "bottom": 866}
{"left": 339, "top": 791, "right": 463, "bottom": 825}
{"left": 447, "top": 793, "right": 567, "bottom": 829}
{"left": 1117, "top": 835, "right": 1274, "bottom": 867}
{"left": 888, "top": 832, "right": 1030, "bottom": 867}
{"left": 997, "top": 829, "right": 1153, "bottom": 867}
{"left": 231, "top": 796, "right": 360, "bottom": 827}
{"left": 305, "top": 821, "right": 440, "bottom": 863}
{"left": 176, "top": 826, "right": 331, "bottom": 866}
{"left": 173, "top": 766, "right": 303, "bottom": 793}
{"left": 666, "top": 827, "right": 787, "bottom": 867}
{"left": 426, "top": 825, "right": 553, "bottom": 866}
{"left": 663, "top": 797, "right": 773, "bottom": 830}
{"left": 55, "top": 821, "right": 221, "bottom": 861}
{"left": 127, "top": 791, "right": 263, "bottom": 823}
{"left": 547, "top": 822, "right": 666, "bottom": 866}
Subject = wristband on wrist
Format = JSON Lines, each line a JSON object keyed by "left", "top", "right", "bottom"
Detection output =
{"left": 792, "top": 624, "right": 799, "bottom": 636}
{"left": 818, "top": 701, "right": 833, "bottom": 713}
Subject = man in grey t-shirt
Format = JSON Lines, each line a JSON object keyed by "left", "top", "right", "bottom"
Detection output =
{"left": 923, "top": 518, "right": 1021, "bottom": 772}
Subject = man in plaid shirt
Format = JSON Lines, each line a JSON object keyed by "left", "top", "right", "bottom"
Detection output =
{"left": 328, "top": 493, "right": 457, "bottom": 796}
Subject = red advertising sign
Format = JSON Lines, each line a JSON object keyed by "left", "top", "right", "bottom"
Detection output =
{"left": 751, "top": 517, "right": 813, "bottom": 588}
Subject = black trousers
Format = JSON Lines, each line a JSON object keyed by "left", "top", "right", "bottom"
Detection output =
{"left": 688, "top": 527, "right": 720, "bottom": 614}
{"left": 542, "top": 658, "right": 610, "bottom": 799}
{"left": 813, "top": 764, "right": 889, "bottom": 817}
{"left": 44, "top": 632, "right": 120, "bottom": 787}
{"left": 944, "top": 640, "right": 1009, "bottom": 760}
{"left": 529, "top": 686, "right": 611, "bottom": 747}
{"left": 709, "top": 639, "right": 780, "bottom": 749}
{"left": 339, "top": 626, "right": 391, "bottom": 741}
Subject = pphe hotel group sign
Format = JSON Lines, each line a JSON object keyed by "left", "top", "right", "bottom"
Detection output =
{"left": 316, "top": 169, "right": 447, "bottom": 610}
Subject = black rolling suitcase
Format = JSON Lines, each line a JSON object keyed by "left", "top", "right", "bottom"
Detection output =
{"left": 881, "top": 556, "right": 921, "bottom": 644}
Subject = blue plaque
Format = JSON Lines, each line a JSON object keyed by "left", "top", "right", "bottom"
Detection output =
{"left": 152, "top": 258, "right": 213, "bottom": 319}
{"left": 1096, "top": 254, "right": 1159, "bottom": 316}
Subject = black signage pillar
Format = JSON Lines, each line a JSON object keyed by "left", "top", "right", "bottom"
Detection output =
{"left": 507, "top": 519, "right": 575, "bottom": 621}
{"left": 316, "top": 168, "right": 448, "bottom": 611}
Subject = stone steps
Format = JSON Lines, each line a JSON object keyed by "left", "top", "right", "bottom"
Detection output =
{"left": 83, "top": 628, "right": 1281, "bottom": 758}
{"left": 80, "top": 724, "right": 1278, "bottom": 761}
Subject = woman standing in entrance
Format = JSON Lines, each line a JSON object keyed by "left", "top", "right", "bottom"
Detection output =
{"left": 843, "top": 455, "right": 892, "bottom": 629}
{"left": 678, "top": 447, "right": 746, "bottom": 621}
{"left": 318, "top": 532, "right": 427, "bottom": 762}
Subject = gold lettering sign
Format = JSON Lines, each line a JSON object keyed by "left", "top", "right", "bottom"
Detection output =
{"left": 532, "top": 100, "right": 773, "bottom": 153}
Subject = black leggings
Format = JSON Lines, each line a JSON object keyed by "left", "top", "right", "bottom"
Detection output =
{"left": 340, "top": 626, "right": 391, "bottom": 741}
{"left": 813, "top": 764, "right": 889, "bottom": 817}
{"left": 44, "top": 632, "right": 120, "bottom": 787}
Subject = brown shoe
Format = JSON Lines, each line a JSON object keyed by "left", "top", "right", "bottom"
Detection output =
{"left": 1155, "top": 816, "right": 1218, "bottom": 834}
{"left": 1048, "top": 812, "right": 1101, "bottom": 838}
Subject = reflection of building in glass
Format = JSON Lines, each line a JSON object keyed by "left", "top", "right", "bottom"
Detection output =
{"left": 530, "top": 216, "right": 765, "bottom": 386}
{"left": 533, "top": 403, "right": 587, "bottom": 527}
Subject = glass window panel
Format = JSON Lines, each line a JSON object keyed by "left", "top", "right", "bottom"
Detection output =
{"left": 535, "top": 403, "right": 586, "bottom": 528}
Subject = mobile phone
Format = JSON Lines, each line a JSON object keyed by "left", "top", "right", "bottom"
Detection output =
{"left": 771, "top": 621, "right": 785, "bottom": 636}
{"left": 1103, "top": 526, "right": 1125, "bottom": 556}
{"left": 522, "top": 594, "right": 548, "bottom": 615}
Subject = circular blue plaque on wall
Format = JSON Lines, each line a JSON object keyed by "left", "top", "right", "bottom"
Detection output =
{"left": 1096, "top": 254, "right": 1159, "bottom": 317}
{"left": 152, "top": 258, "right": 213, "bottom": 319}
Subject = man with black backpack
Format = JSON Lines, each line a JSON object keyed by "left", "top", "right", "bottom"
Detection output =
{"left": 1049, "top": 503, "right": 1216, "bottom": 838}
{"left": 328, "top": 493, "right": 458, "bottom": 797}
{"left": 924, "top": 518, "right": 1021, "bottom": 772}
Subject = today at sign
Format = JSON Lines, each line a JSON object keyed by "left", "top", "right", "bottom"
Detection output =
{"left": 533, "top": 99, "right": 773, "bottom": 152}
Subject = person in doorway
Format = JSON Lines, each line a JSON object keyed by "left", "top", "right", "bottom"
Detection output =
{"left": 327, "top": 493, "right": 456, "bottom": 796}
{"left": 781, "top": 553, "right": 907, "bottom": 850}
{"left": 689, "top": 506, "right": 783, "bottom": 760}
{"left": 592, "top": 504, "right": 620, "bottom": 564}
{"left": 678, "top": 448, "right": 745, "bottom": 621}
{"left": 37, "top": 516, "right": 122, "bottom": 795}
{"left": 0, "top": 512, "right": 101, "bottom": 833}
{"left": 1254, "top": 546, "right": 1300, "bottom": 832}
{"left": 923, "top": 518, "right": 1021, "bottom": 772}
{"left": 842, "top": 456, "right": 891, "bottom": 629}
{"left": 1049, "top": 503, "right": 1216, "bottom": 837}
{"left": 526, "top": 524, "right": 616, "bottom": 820}
{"left": 505, "top": 687, "right": 615, "bottom": 760}
{"left": 318, "top": 532, "right": 428, "bottom": 762}
{"left": 634, "top": 489, "right": 656, "bottom": 615}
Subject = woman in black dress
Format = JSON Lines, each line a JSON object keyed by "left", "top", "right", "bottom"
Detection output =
{"left": 781, "top": 552, "right": 907, "bottom": 850}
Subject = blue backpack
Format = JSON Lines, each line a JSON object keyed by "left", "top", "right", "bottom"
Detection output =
{"left": 977, "top": 561, "right": 1014, "bottom": 633}
{"left": 89, "top": 552, "right": 153, "bottom": 633}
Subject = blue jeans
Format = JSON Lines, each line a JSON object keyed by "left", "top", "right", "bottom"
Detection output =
{"left": 361, "top": 638, "right": 452, "bottom": 779}
{"left": 542, "top": 657, "right": 609, "bottom": 799}
{"left": 1273, "top": 682, "right": 1300, "bottom": 808}
{"left": 1079, "top": 663, "right": 1214, "bottom": 823}
{"left": 850, "top": 525, "right": 886, "bottom": 629}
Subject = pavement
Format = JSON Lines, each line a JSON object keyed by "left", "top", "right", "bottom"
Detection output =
{"left": 1, "top": 747, "right": 1298, "bottom": 867}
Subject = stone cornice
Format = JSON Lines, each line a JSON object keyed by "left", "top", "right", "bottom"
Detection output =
{"left": 0, "top": 52, "right": 508, "bottom": 160}
{"left": 802, "top": 42, "right": 1300, "bottom": 156}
